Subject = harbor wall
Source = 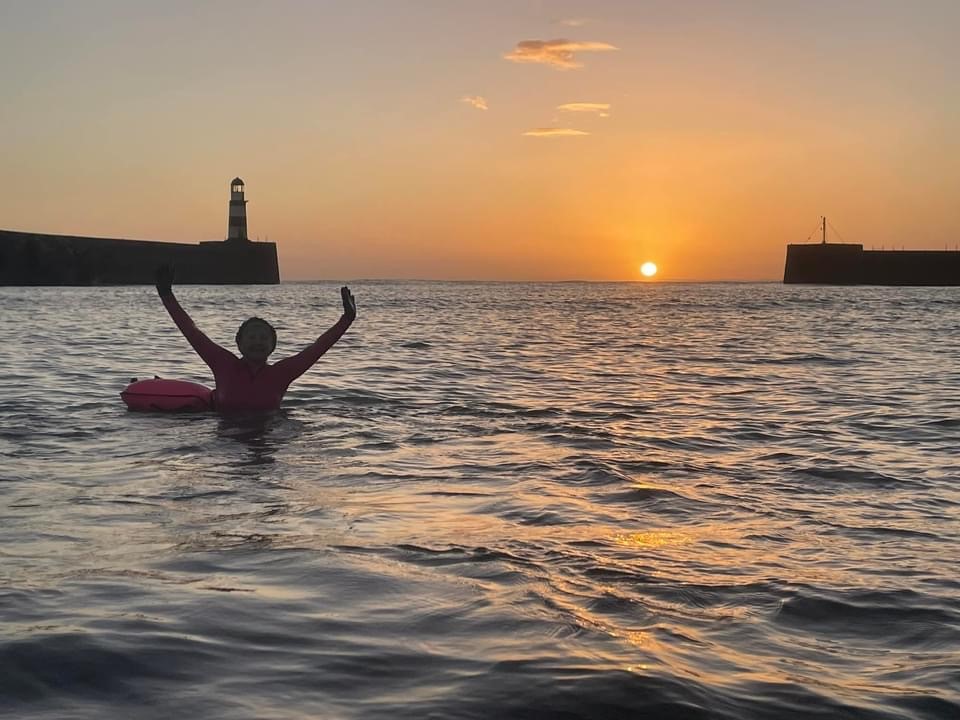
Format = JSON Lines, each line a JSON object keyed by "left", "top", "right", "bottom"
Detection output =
{"left": 784, "top": 243, "right": 960, "bottom": 285}
{"left": 0, "top": 230, "right": 280, "bottom": 285}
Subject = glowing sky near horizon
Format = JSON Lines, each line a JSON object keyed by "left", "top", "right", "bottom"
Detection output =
{"left": 1, "top": 0, "right": 958, "bottom": 280}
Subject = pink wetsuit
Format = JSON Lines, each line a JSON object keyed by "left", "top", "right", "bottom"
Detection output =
{"left": 162, "top": 293, "right": 353, "bottom": 412}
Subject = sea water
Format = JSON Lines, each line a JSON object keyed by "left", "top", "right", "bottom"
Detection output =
{"left": 1, "top": 282, "right": 958, "bottom": 719}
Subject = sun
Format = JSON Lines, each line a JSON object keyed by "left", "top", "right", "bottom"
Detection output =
{"left": 640, "top": 261, "right": 658, "bottom": 278}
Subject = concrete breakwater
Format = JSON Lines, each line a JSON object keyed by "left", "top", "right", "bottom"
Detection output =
{"left": 0, "top": 229, "right": 279, "bottom": 286}
{"left": 784, "top": 242, "right": 960, "bottom": 285}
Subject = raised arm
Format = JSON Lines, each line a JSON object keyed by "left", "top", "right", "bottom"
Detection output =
{"left": 273, "top": 286, "right": 356, "bottom": 386}
{"left": 156, "top": 265, "right": 235, "bottom": 372}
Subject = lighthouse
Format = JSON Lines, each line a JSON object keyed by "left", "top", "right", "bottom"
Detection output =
{"left": 227, "top": 177, "right": 249, "bottom": 242}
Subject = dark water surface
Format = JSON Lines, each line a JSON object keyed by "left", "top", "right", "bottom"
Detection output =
{"left": 1, "top": 282, "right": 958, "bottom": 719}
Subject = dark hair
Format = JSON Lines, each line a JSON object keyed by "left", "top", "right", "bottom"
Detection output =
{"left": 236, "top": 316, "right": 277, "bottom": 351}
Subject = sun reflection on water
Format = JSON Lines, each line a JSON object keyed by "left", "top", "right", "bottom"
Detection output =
{"left": 613, "top": 530, "right": 692, "bottom": 549}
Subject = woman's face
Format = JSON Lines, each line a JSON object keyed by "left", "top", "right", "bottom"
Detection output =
{"left": 237, "top": 321, "right": 275, "bottom": 363}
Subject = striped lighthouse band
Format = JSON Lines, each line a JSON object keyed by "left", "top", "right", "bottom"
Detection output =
{"left": 228, "top": 196, "right": 248, "bottom": 240}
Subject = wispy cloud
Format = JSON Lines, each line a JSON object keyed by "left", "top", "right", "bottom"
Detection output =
{"left": 523, "top": 128, "right": 590, "bottom": 137}
{"left": 504, "top": 39, "right": 618, "bottom": 70}
{"left": 558, "top": 102, "right": 611, "bottom": 117}
{"left": 460, "top": 95, "right": 488, "bottom": 111}
{"left": 559, "top": 18, "right": 590, "bottom": 27}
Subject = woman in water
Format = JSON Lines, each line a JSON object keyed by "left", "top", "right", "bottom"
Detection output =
{"left": 155, "top": 265, "right": 356, "bottom": 412}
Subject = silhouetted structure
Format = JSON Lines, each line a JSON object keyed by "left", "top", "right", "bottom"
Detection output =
{"left": 227, "top": 177, "right": 249, "bottom": 242}
{"left": 0, "top": 179, "right": 279, "bottom": 286}
{"left": 784, "top": 217, "right": 960, "bottom": 285}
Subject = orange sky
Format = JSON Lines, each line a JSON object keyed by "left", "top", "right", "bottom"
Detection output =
{"left": 1, "top": 1, "right": 958, "bottom": 281}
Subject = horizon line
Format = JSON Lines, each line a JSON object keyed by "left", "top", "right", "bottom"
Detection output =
{"left": 280, "top": 278, "right": 783, "bottom": 284}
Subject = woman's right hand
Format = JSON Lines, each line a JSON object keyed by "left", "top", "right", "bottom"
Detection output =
{"left": 156, "top": 264, "right": 174, "bottom": 297}
{"left": 341, "top": 286, "right": 356, "bottom": 320}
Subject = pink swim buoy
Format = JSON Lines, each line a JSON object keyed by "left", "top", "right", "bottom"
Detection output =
{"left": 120, "top": 378, "right": 214, "bottom": 412}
